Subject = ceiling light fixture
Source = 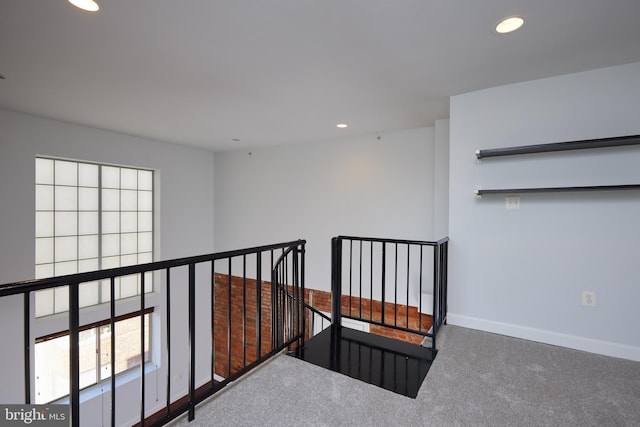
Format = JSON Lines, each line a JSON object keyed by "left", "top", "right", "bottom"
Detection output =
{"left": 496, "top": 16, "right": 524, "bottom": 34}
{"left": 336, "top": 123, "right": 348, "bottom": 129}
{"left": 68, "top": 0, "right": 100, "bottom": 12}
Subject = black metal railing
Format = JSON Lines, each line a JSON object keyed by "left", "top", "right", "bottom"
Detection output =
{"left": 271, "top": 244, "right": 307, "bottom": 350}
{"left": 272, "top": 246, "right": 335, "bottom": 352}
{"left": 305, "top": 302, "right": 332, "bottom": 339}
{"left": 0, "top": 239, "right": 306, "bottom": 427}
{"left": 331, "top": 236, "right": 448, "bottom": 351}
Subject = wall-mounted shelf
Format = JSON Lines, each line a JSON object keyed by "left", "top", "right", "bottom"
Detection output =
{"left": 475, "top": 134, "right": 640, "bottom": 160}
{"left": 475, "top": 184, "right": 640, "bottom": 197}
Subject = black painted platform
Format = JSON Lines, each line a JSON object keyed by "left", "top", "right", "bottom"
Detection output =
{"left": 290, "top": 325, "right": 436, "bottom": 398}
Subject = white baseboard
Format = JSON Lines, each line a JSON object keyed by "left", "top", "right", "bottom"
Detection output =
{"left": 447, "top": 313, "right": 640, "bottom": 362}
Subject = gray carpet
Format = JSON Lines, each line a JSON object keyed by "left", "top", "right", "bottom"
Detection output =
{"left": 170, "top": 325, "right": 640, "bottom": 426}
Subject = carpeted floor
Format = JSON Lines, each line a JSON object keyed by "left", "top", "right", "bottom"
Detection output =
{"left": 170, "top": 325, "right": 640, "bottom": 426}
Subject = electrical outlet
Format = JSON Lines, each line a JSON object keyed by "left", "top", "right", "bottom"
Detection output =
{"left": 582, "top": 291, "right": 596, "bottom": 307}
{"left": 505, "top": 196, "right": 520, "bottom": 210}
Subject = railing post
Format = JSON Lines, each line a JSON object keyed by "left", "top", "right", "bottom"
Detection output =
{"left": 331, "top": 237, "right": 342, "bottom": 327}
{"left": 165, "top": 270, "right": 171, "bottom": 421}
{"left": 292, "top": 247, "right": 299, "bottom": 344}
{"left": 381, "top": 242, "right": 386, "bottom": 325}
{"left": 432, "top": 243, "right": 440, "bottom": 352}
{"left": 139, "top": 274, "right": 146, "bottom": 426}
{"left": 300, "top": 243, "right": 306, "bottom": 347}
{"left": 270, "top": 251, "right": 276, "bottom": 349}
{"left": 110, "top": 277, "right": 117, "bottom": 427}
{"left": 188, "top": 263, "right": 196, "bottom": 422}
{"left": 23, "top": 292, "right": 31, "bottom": 404}
{"left": 69, "top": 283, "right": 80, "bottom": 427}
{"left": 256, "top": 253, "right": 262, "bottom": 360}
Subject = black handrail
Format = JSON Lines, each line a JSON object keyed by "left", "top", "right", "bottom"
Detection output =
{"left": 0, "top": 239, "right": 306, "bottom": 427}
{"left": 0, "top": 240, "right": 305, "bottom": 297}
{"left": 330, "top": 236, "right": 448, "bottom": 353}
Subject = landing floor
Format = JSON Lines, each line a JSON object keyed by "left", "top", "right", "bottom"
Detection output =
{"left": 290, "top": 325, "right": 435, "bottom": 398}
{"left": 171, "top": 325, "right": 640, "bottom": 427}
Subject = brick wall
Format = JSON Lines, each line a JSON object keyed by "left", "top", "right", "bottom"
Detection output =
{"left": 213, "top": 273, "right": 274, "bottom": 378}
{"left": 212, "top": 274, "right": 434, "bottom": 379}
{"left": 308, "top": 289, "right": 432, "bottom": 345}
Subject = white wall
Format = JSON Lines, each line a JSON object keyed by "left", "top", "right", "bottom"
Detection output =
{"left": 0, "top": 109, "right": 215, "bottom": 422}
{"left": 434, "top": 119, "right": 450, "bottom": 238}
{"left": 214, "top": 127, "right": 441, "bottom": 293}
{"left": 448, "top": 62, "right": 640, "bottom": 361}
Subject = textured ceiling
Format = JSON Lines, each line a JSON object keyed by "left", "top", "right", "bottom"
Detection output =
{"left": 1, "top": 0, "right": 640, "bottom": 151}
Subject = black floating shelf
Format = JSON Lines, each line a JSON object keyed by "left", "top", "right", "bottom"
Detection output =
{"left": 475, "top": 184, "right": 640, "bottom": 197}
{"left": 475, "top": 134, "right": 640, "bottom": 160}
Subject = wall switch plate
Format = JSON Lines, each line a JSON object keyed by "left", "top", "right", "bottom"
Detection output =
{"left": 582, "top": 291, "right": 596, "bottom": 307}
{"left": 505, "top": 196, "right": 520, "bottom": 210}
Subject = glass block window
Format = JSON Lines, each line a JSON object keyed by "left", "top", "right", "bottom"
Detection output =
{"left": 35, "top": 158, "right": 153, "bottom": 317}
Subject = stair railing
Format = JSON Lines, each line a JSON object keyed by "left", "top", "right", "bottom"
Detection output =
{"left": 330, "top": 236, "right": 449, "bottom": 351}
{"left": 0, "top": 239, "right": 306, "bottom": 427}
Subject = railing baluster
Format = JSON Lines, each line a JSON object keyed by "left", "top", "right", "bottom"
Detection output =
{"left": 227, "top": 258, "right": 232, "bottom": 378}
{"left": 278, "top": 250, "right": 282, "bottom": 344}
{"left": 140, "top": 273, "right": 146, "bottom": 427}
{"left": 23, "top": 292, "right": 30, "bottom": 404}
{"left": 431, "top": 245, "right": 441, "bottom": 349}
{"left": 165, "top": 269, "right": 171, "bottom": 420}
{"left": 358, "top": 240, "right": 363, "bottom": 320}
{"left": 419, "top": 246, "right": 423, "bottom": 332}
{"left": 210, "top": 262, "right": 215, "bottom": 388}
{"left": 188, "top": 263, "right": 196, "bottom": 422}
{"left": 110, "top": 276, "right": 116, "bottom": 427}
{"left": 279, "top": 256, "right": 283, "bottom": 344}
{"left": 270, "top": 250, "right": 275, "bottom": 349}
{"left": 331, "top": 237, "right": 342, "bottom": 326}
{"left": 370, "top": 242, "right": 373, "bottom": 321}
{"left": 284, "top": 251, "right": 289, "bottom": 343}
{"left": 349, "top": 240, "right": 352, "bottom": 318}
{"left": 406, "top": 244, "right": 410, "bottom": 329}
{"left": 256, "top": 252, "right": 262, "bottom": 360}
{"left": 300, "top": 244, "right": 306, "bottom": 348}
{"left": 293, "top": 248, "right": 299, "bottom": 342}
{"left": 284, "top": 258, "right": 288, "bottom": 343}
{"left": 381, "top": 242, "right": 386, "bottom": 325}
{"left": 242, "top": 255, "right": 247, "bottom": 368}
{"left": 394, "top": 243, "right": 398, "bottom": 327}
{"left": 69, "top": 283, "right": 80, "bottom": 427}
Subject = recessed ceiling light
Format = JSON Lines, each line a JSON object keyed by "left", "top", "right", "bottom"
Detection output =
{"left": 336, "top": 123, "right": 348, "bottom": 129}
{"left": 68, "top": 0, "right": 100, "bottom": 12}
{"left": 496, "top": 16, "right": 524, "bottom": 34}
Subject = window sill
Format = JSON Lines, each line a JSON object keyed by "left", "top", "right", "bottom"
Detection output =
{"left": 55, "top": 362, "right": 159, "bottom": 405}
